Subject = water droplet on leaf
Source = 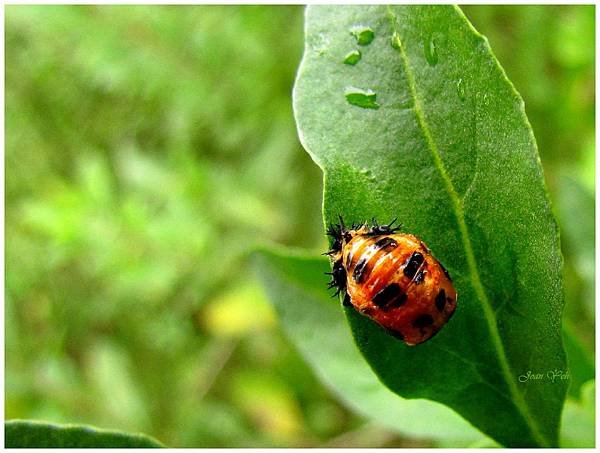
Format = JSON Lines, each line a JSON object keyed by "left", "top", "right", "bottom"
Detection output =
{"left": 345, "top": 87, "right": 380, "bottom": 110}
{"left": 390, "top": 31, "right": 401, "bottom": 50}
{"left": 424, "top": 35, "right": 438, "bottom": 66}
{"left": 343, "top": 50, "right": 361, "bottom": 65}
{"left": 350, "top": 26, "right": 374, "bottom": 46}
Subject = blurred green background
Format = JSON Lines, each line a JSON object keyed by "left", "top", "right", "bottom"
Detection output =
{"left": 5, "top": 5, "right": 594, "bottom": 447}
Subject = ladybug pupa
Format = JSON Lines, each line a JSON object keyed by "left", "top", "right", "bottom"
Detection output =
{"left": 325, "top": 217, "right": 457, "bottom": 346}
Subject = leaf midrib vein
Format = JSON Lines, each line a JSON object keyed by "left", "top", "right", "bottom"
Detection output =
{"left": 385, "top": 5, "right": 548, "bottom": 447}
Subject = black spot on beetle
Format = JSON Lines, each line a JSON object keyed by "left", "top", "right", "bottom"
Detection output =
{"left": 414, "top": 268, "right": 426, "bottom": 285}
{"left": 372, "top": 283, "right": 407, "bottom": 309}
{"left": 372, "top": 236, "right": 398, "bottom": 252}
{"left": 352, "top": 257, "right": 369, "bottom": 283}
{"left": 403, "top": 251, "right": 424, "bottom": 279}
{"left": 346, "top": 250, "right": 354, "bottom": 266}
{"left": 372, "top": 284, "right": 400, "bottom": 306}
{"left": 413, "top": 314, "right": 434, "bottom": 328}
{"left": 387, "top": 292, "right": 408, "bottom": 309}
{"left": 435, "top": 289, "right": 446, "bottom": 312}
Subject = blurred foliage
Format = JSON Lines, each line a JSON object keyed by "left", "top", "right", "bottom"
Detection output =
{"left": 5, "top": 5, "right": 594, "bottom": 447}
{"left": 560, "top": 379, "right": 595, "bottom": 447}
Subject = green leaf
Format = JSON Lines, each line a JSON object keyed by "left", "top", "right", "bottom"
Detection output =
{"left": 293, "top": 5, "right": 566, "bottom": 447}
{"left": 5, "top": 420, "right": 164, "bottom": 448}
{"left": 253, "top": 247, "right": 485, "bottom": 443}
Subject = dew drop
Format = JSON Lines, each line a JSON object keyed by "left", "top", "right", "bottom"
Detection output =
{"left": 343, "top": 50, "right": 361, "bottom": 65}
{"left": 345, "top": 87, "right": 380, "bottom": 110}
{"left": 390, "top": 31, "right": 401, "bottom": 50}
{"left": 424, "top": 35, "right": 438, "bottom": 66}
{"left": 456, "top": 78, "right": 466, "bottom": 101}
{"left": 350, "top": 26, "right": 375, "bottom": 46}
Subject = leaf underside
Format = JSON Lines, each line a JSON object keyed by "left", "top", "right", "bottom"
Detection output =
{"left": 293, "top": 5, "right": 566, "bottom": 447}
{"left": 5, "top": 420, "right": 164, "bottom": 448}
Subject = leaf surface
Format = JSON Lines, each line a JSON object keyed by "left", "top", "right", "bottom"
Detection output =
{"left": 293, "top": 5, "right": 566, "bottom": 447}
{"left": 5, "top": 420, "right": 164, "bottom": 448}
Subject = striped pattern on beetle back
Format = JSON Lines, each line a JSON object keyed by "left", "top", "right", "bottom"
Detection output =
{"left": 345, "top": 234, "right": 430, "bottom": 300}
{"left": 344, "top": 235, "right": 400, "bottom": 285}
